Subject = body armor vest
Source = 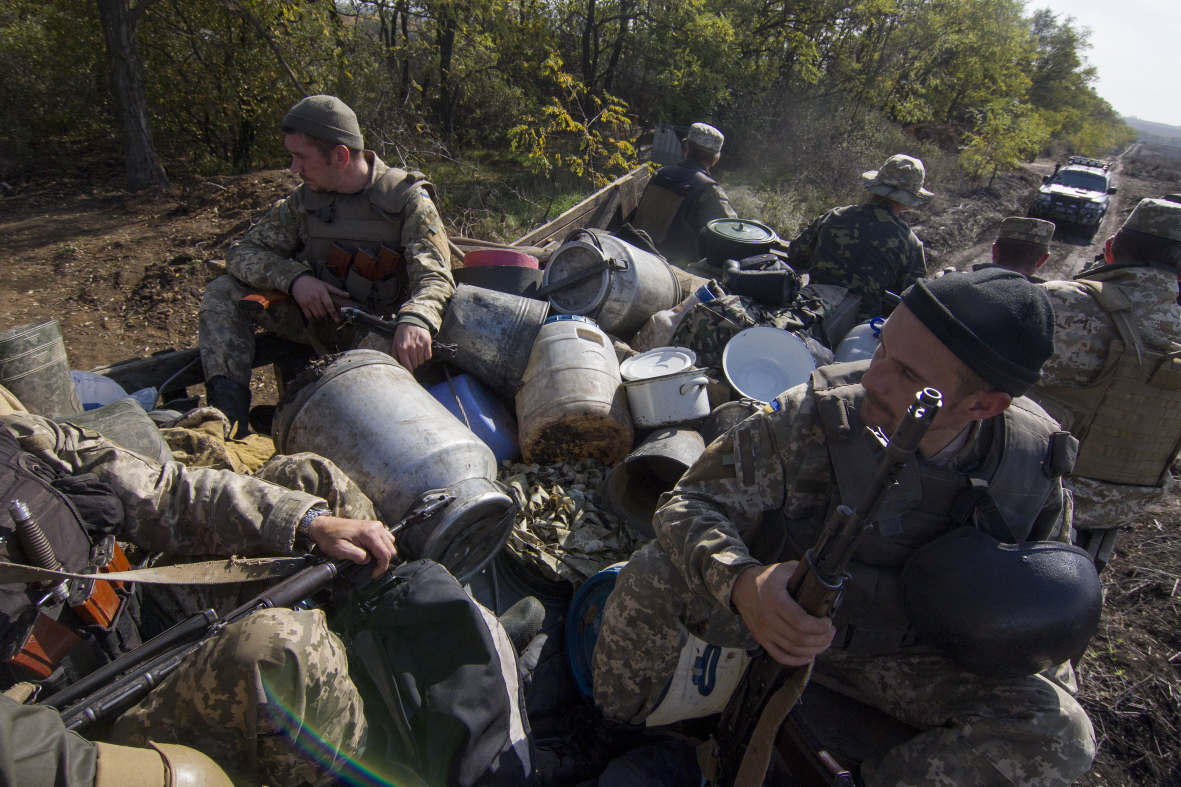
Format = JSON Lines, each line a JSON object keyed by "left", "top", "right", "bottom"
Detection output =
{"left": 631, "top": 163, "right": 716, "bottom": 261}
{"left": 300, "top": 165, "right": 435, "bottom": 315}
{"left": 0, "top": 430, "right": 139, "bottom": 689}
{"left": 1032, "top": 278, "right": 1181, "bottom": 487}
{"left": 744, "top": 364, "right": 1068, "bottom": 655}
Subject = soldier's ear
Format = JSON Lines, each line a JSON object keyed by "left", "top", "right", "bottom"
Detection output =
{"left": 1103, "top": 237, "right": 1115, "bottom": 264}
{"left": 965, "top": 390, "right": 1011, "bottom": 422}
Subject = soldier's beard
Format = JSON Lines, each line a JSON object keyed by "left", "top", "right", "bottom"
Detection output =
{"left": 861, "top": 390, "right": 898, "bottom": 432}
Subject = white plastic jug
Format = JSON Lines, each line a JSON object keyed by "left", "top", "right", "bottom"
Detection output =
{"left": 834, "top": 318, "right": 885, "bottom": 363}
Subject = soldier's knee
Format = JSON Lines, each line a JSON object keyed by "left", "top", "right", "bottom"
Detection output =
{"left": 1048, "top": 690, "right": 1097, "bottom": 780}
{"left": 201, "top": 275, "right": 252, "bottom": 315}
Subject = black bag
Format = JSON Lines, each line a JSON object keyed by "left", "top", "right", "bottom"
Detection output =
{"left": 332, "top": 560, "right": 534, "bottom": 787}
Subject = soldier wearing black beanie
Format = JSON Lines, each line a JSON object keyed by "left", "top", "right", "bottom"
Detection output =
{"left": 900, "top": 266, "right": 1056, "bottom": 396}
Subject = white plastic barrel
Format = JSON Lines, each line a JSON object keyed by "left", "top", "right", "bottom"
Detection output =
{"left": 515, "top": 315, "right": 633, "bottom": 465}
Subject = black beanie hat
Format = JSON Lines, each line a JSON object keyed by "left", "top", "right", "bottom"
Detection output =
{"left": 900, "top": 268, "right": 1054, "bottom": 396}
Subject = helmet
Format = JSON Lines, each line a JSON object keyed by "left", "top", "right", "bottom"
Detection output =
{"left": 902, "top": 527, "right": 1102, "bottom": 678}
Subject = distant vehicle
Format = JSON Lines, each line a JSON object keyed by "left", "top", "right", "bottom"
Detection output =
{"left": 1029, "top": 156, "right": 1117, "bottom": 237}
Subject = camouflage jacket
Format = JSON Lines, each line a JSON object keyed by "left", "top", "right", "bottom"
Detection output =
{"left": 1039, "top": 262, "right": 1181, "bottom": 527}
{"left": 0, "top": 414, "right": 323, "bottom": 557}
{"left": 225, "top": 152, "right": 454, "bottom": 333}
{"left": 652, "top": 373, "right": 1063, "bottom": 614}
{"left": 787, "top": 202, "right": 925, "bottom": 320}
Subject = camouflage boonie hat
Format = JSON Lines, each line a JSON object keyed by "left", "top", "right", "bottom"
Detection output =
{"left": 687, "top": 123, "right": 724, "bottom": 153}
{"left": 1122, "top": 198, "right": 1181, "bottom": 242}
{"left": 997, "top": 217, "right": 1054, "bottom": 246}
{"left": 282, "top": 95, "right": 364, "bottom": 150}
{"left": 862, "top": 154, "right": 933, "bottom": 207}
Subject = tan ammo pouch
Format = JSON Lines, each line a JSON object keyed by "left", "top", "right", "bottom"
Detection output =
{"left": 631, "top": 182, "right": 684, "bottom": 246}
{"left": 1034, "top": 279, "right": 1181, "bottom": 486}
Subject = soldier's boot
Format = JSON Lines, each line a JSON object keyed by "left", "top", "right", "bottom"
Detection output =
{"left": 499, "top": 595, "right": 546, "bottom": 655}
{"left": 204, "top": 375, "right": 251, "bottom": 439}
{"left": 94, "top": 740, "right": 233, "bottom": 787}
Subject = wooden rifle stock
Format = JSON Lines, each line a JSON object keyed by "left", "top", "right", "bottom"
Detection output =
{"left": 715, "top": 387, "right": 942, "bottom": 787}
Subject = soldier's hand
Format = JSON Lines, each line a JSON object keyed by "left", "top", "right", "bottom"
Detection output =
{"left": 308, "top": 515, "right": 398, "bottom": 577}
{"left": 732, "top": 562, "right": 835, "bottom": 667}
{"left": 291, "top": 275, "right": 350, "bottom": 322}
{"left": 393, "top": 323, "right": 432, "bottom": 371}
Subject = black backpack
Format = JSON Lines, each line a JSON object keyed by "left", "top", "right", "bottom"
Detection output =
{"left": 331, "top": 559, "right": 534, "bottom": 787}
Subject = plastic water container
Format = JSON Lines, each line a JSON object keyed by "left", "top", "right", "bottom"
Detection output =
{"left": 834, "top": 317, "right": 885, "bottom": 363}
{"left": 631, "top": 284, "right": 717, "bottom": 353}
{"left": 515, "top": 315, "right": 633, "bottom": 465}
{"left": 428, "top": 373, "right": 521, "bottom": 463}
{"left": 70, "top": 371, "right": 129, "bottom": 411}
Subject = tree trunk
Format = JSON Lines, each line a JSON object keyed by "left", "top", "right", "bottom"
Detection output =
{"left": 95, "top": 0, "right": 167, "bottom": 191}
{"left": 581, "top": 0, "right": 597, "bottom": 88}
{"left": 437, "top": 7, "right": 457, "bottom": 141}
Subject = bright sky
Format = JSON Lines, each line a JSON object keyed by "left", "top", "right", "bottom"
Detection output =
{"left": 1025, "top": 0, "right": 1181, "bottom": 127}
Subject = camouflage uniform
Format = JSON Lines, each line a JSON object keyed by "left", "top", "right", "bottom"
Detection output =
{"left": 200, "top": 151, "right": 455, "bottom": 385}
{"left": 592, "top": 372, "right": 1095, "bottom": 786}
{"left": 1038, "top": 263, "right": 1181, "bottom": 528}
{"left": 0, "top": 413, "right": 371, "bottom": 785}
{"left": 787, "top": 202, "right": 926, "bottom": 321}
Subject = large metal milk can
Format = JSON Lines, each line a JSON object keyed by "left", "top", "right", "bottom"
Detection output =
{"left": 273, "top": 350, "right": 515, "bottom": 579}
{"left": 542, "top": 229, "right": 682, "bottom": 339}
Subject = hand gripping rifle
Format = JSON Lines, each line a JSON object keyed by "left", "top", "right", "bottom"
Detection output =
{"left": 39, "top": 495, "right": 455, "bottom": 732}
{"left": 713, "top": 387, "right": 942, "bottom": 787}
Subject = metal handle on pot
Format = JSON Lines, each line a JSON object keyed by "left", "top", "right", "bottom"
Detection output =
{"left": 680, "top": 376, "right": 711, "bottom": 395}
{"left": 536, "top": 256, "right": 630, "bottom": 297}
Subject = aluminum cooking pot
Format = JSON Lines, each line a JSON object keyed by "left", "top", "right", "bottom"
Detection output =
{"left": 699, "top": 218, "right": 780, "bottom": 268}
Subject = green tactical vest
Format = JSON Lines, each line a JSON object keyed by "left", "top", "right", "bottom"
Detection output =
{"left": 742, "top": 363, "right": 1071, "bottom": 655}
{"left": 299, "top": 164, "right": 436, "bottom": 315}
{"left": 1031, "top": 278, "right": 1181, "bottom": 487}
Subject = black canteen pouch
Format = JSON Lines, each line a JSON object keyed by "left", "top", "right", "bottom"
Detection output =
{"left": 901, "top": 527, "right": 1102, "bottom": 678}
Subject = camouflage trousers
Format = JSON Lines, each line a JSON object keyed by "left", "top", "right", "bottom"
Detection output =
{"left": 109, "top": 608, "right": 367, "bottom": 787}
{"left": 593, "top": 542, "right": 1096, "bottom": 787}
{"left": 199, "top": 274, "right": 363, "bottom": 385}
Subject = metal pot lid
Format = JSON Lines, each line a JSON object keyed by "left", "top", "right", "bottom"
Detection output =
{"left": 703, "top": 218, "right": 778, "bottom": 244}
{"left": 619, "top": 346, "right": 698, "bottom": 381}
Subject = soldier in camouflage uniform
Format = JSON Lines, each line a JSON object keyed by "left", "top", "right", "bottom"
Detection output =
{"left": 593, "top": 267, "right": 1097, "bottom": 786}
{"left": 200, "top": 95, "right": 455, "bottom": 434}
{"left": 630, "top": 123, "right": 737, "bottom": 266}
{"left": 787, "top": 154, "right": 930, "bottom": 321}
{"left": 1032, "top": 199, "right": 1181, "bottom": 562}
{"left": 0, "top": 412, "right": 392, "bottom": 786}
{"left": 989, "top": 217, "right": 1055, "bottom": 280}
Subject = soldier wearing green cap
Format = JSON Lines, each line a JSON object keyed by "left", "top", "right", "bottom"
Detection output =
{"left": 1032, "top": 198, "right": 1181, "bottom": 569}
{"left": 786, "top": 154, "right": 930, "bottom": 322}
{"left": 629, "top": 122, "right": 737, "bottom": 266}
{"left": 198, "top": 95, "right": 455, "bottom": 434}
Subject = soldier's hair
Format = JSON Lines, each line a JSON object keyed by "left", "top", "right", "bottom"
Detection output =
{"left": 684, "top": 140, "right": 721, "bottom": 165}
{"left": 281, "top": 126, "right": 361, "bottom": 162}
{"left": 1110, "top": 228, "right": 1181, "bottom": 270}
{"left": 954, "top": 363, "right": 996, "bottom": 400}
{"left": 994, "top": 238, "right": 1048, "bottom": 275}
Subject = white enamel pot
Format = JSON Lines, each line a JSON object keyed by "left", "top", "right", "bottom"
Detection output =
{"left": 623, "top": 368, "right": 711, "bottom": 428}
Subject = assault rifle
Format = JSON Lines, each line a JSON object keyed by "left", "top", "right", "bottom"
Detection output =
{"left": 41, "top": 494, "right": 455, "bottom": 732}
{"left": 713, "top": 387, "right": 942, "bottom": 787}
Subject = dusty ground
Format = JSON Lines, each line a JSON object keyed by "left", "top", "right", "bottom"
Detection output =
{"left": 2, "top": 144, "right": 1181, "bottom": 784}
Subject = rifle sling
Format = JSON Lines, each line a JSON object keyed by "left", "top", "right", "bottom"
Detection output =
{"left": 0, "top": 557, "right": 306, "bottom": 586}
{"left": 732, "top": 662, "right": 812, "bottom": 787}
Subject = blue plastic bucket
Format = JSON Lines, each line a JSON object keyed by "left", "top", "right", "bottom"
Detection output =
{"left": 566, "top": 562, "right": 626, "bottom": 698}
{"left": 427, "top": 373, "right": 521, "bottom": 463}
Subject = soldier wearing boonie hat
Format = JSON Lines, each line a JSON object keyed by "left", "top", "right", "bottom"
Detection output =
{"left": 629, "top": 121, "right": 737, "bottom": 266}
{"left": 785, "top": 154, "right": 931, "bottom": 321}
{"left": 198, "top": 94, "right": 455, "bottom": 435}
{"left": 1033, "top": 197, "right": 1181, "bottom": 568}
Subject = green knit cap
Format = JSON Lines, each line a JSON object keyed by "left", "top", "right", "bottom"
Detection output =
{"left": 281, "top": 95, "right": 364, "bottom": 150}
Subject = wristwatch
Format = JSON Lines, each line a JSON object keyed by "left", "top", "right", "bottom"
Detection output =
{"left": 295, "top": 507, "right": 330, "bottom": 553}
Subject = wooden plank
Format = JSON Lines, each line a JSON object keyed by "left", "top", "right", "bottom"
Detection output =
{"left": 512, "top": 166, "right": 652, "bottom": 248}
